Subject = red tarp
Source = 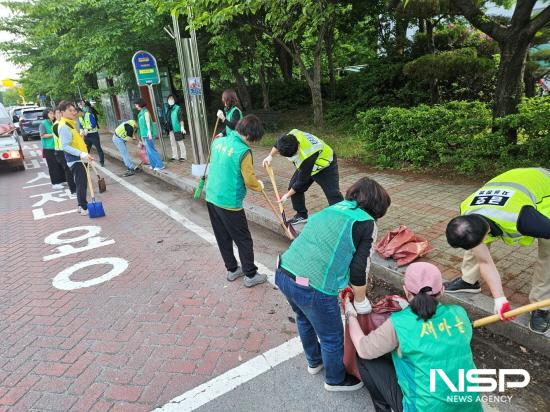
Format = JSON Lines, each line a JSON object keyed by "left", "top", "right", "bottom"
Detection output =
{"left": 375, "top": 225, "right": 433, "bottom": 267}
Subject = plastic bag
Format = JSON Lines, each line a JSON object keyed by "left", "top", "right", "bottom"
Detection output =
{"left": 139, "top": 145, "right": 149, "bottom": 165}
{"left": 375, "top": 225, "right": 432, "bottom": 267}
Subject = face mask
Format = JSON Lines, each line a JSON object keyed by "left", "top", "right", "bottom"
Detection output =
{"left": 168, "top": 99, "right": 175, "bottom": 105}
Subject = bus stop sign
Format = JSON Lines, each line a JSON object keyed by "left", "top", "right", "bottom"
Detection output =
{"left": 132, "top": 51, "right": 160, "bottom": 86}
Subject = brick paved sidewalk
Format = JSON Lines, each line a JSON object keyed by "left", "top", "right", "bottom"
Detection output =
{"left": 99, "top": 133, "right": 539, "bottom": 307}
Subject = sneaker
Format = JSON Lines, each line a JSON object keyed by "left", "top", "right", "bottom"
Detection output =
{"left": 171, "top": 157, "right": 177, "bottom": 161}
{"left": 324, "top": 373, "right": 364, "bottom": 392}
{"left": 122, "top": 169, "right": 135, "bottom": 177}
{"left": 287, "top": 215, "right": 308, "bottom": 225}
{"left": 100, "top": 162, "right": 104, "bottom": 167}
{"left": 226, "top": 267, "right": 244, "bottom": 281}
{"left": 77, "top": 206, "right": 88, "bottom": 216}
{"left": 133, "top": 167, "right": 143, "bottom": 173}
{"left": 529, "top": 309, "right": 549, "bottom": 334}
{"left": 244, "top": 272, "right": 268, "bottom": 288}
{"left": 153, "top": 166, "right": 166, "bottom": 171}
{"left": 148, "top": 165, "right": 153, "bottom": 170}
{"left": 307, "top": 364, "right": 324, "bottom": 375}
{"left": 51, "top": 184, "right": 64, "bottom": 190}
{"left": 444, "top": 277, "right": 481, "bottom": 294}
{"left": 179, "top": 158, "right": 185, "bottom": 162}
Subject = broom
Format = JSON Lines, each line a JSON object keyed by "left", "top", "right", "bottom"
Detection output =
{"left": 473, "top": 298, "right": 550, "bottom": 328}
{"left": 262, "top": 190, "right": 296, "bottom": 240}
{"left": 193, "top": 117, "right": 220, "bottom": 200}
{"left": 265, "top": 164, "right": 298, "bottom": 238}
{"left": 85, "top": 162, "right": 105, "bottom": 218}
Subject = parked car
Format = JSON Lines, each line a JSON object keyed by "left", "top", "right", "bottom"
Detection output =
{"left": 19, "top": 107, "right": 46, "bottom": 141}
{"left": 0, "top": 103, "right": 25, "bottom": 171}
{"left": 9, "top": 104, "right": 38, "bottom": 135}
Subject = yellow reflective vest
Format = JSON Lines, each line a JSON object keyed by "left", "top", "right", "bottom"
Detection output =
{"left": 78, "top": 112, "right": 98, "bottom": 133}
{"left": 460, "top": 168, "right": 550, "bottom": 246}
{"left": 59, "top": 117, "right": 88, "bottom": 153}
{"left": 290, "top": 129, "right": 334, "bottom": 175}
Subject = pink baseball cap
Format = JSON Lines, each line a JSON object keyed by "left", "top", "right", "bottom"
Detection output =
{"left": 404, "top": 262, "right": 443, "bottom": 295}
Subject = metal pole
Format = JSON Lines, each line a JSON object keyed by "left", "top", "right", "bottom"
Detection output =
{"left": 171, "top": 13, "right": 201, "bottom": 164}
{"left": 148, "top": 84, "right": 168, "bottom": 161}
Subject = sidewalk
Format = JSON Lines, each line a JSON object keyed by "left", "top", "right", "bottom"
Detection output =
{"left": 99, "top": 132, "right": 549, "bottom": 351}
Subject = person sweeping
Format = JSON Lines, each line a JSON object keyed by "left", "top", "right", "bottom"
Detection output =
{"left": 275, "top": 177, "right": 390, "bottom": 392}
{"left": 444, "top": 167, "right": 550, "bottom": 334}
{"left": 205, "top": 114, "right": 267, "bottom": 288}
{"left": 262, "top": 130, "right": 343, "bottom": 225}
{"left": 346, "top": 262, "right": 482, "bottom": 412}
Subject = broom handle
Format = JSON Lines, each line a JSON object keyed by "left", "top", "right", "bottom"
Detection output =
{"left": 85, "top": 162, "right": 95, "bottom": 199}
{"left": 90, "top": 161, "right": 101, "bottom": 178}
{"left": 262, "top": 190, "right": 286, "bottom": 227}
{"left": 473, "top": 298, "right": 550, "bottom": 328}
{"left": 265, "top": 164, "right": 285, "bottom": 214}
{"left": 202, "top": 117, "right": 220, "bottom": 176}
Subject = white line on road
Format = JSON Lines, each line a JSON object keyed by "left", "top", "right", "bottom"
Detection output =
{"left": 155, "top": 337, "right": 303, "bottom": 412}
{"left": 98, "top": 164, "right": 304, "bottom": 411}
{"left": 97, "top": 165, "right": 276, "bottom": 284}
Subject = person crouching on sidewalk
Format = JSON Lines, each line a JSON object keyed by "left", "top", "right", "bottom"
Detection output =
{"left": 205, "top": 114, "right": 267, "bottom": 288}
{"left": 112, "top": 119, "right": 140, "bottom": 177}
{"left": 58, "top": 100, "right": 93, "bottom": 216}
{"left": 275, "top": 177, "right": 391, "bottom": 391}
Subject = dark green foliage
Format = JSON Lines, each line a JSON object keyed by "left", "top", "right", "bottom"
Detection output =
{"left": 356, "top": 98, "right": 549, "bottom": 175}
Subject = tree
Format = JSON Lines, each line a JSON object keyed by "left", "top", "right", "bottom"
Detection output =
{"left": 453, "top": 0, "right": 550, "bottom": 138}
{"left": 1, "top": 88, "right": 22, "bottom": 106}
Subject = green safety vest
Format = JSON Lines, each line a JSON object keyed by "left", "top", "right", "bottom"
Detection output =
{"left": 281, "top": 200, "right": 373, "bottom": 295}
{"left": 41, "top": 119, "right": 55, "bottom": 150}
{"left": 170, "top": 104, "right": 182, "bottom": 133}
{"left": 115, "top": 121, "right": 137, "bottom": 141}
{"left": 290, "top": 129, "right": 334, "bottom": 175}
{"left": 461, "top": 167, "right": 550, "bottom": 246}
{"left": 78, "top": 112, "right": 98, "bottom": 133}
{"left": 137, "top": 108, "right": 158, "bottom": 138}
{"left": 205, "top": 130, "right": 251, "bottom": 209}
{"left": 390, "top": 304, "right": 482, "bottom": 412}
{"left": 52, "top": 121, "right": 62, "bottom": 151}
{"left": 225, "top": 106, "right": 242, "bottom": 135}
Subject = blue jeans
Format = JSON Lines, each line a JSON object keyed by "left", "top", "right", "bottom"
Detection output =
{"left": 275, "top": 269, "right": 345, "bottom": 384}
{"left": 144, "top": 138, "right": 164, "bottom": 169}
{"left": 112, "top": 135, "right": 135, "bottom": 170}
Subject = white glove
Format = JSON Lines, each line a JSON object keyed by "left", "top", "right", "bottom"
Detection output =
{"left": 80, "top": 152, "right": 91, "bottom": 161}
{"left": 217, "top": 110, "right": 225, "bottom": 121}
{"left": 493, "top": 296, "right": 513, "bottom": 321}
{"left": 354, "top": 298, "right": 372, "bottom": 315}
{"left": 258, "top": 180, "right": 265, "bottom": 190}
{"left": 262, "top": 155, "right": 273, "bottom": 167}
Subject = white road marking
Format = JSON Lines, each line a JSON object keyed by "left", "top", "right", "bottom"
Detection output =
{"left": 52, "top": 257, "right": 129, "bottom": 290}
{"left": 23, "top": 182, "right": 51, "bottom": 189}
{"left": 155, "top": 337, "right": 303, "bottom": 412}
{"left": 97, "top": 165, "right": 276, "bottom": 285}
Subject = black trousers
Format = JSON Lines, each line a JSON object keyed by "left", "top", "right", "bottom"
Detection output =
{"left": 357, "top": 354, "right": 403, "bottom": 412}
{"left": 206, "top": 202, "right": 257, "bottom": 278}
{"left": 43, "top": 149, "right": 66, "bottom": 185}
{"left": 84, "top": 132, "right": 105, "bottom": 165}
{"left": 70, "top": 162, "right": 88, "bottom": 210}
{"left": 289, "top": 156, "right": 343, "bottom": 218}
{"left": 54, "top": 150, "right": 76, "bottom": 193}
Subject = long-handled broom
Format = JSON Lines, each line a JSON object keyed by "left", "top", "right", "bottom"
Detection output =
{"left": 193, "top": 117, "right": 220, "bottom": 200}
{"left": 473, "top": 298, "right": 550, "bottom": 328}
{"left": 262, "top": 190, "right": 296, "bottom": 240}
{"left": 265, "top": 164, "right": 297, "bottom": 239}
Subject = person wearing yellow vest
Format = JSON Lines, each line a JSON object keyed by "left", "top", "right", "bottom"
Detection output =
{"left": 346, "top": 262, "right": 482, "bottom": 412}
{"left": 39, "top": 108, "right": 66, "bottom": 190}
{"left": 216, "top": 89, "right": 243, "bottom": 137}
{"left": 78, "top": 100, "right": 104, "bottom": 166}
{"left": 262, "top": 130, "right": 343, "bottom": 225}
{"left": 166, "top": 95, "right": 187, "bottom": 161}
{"left": 112, "top": 120, "right": 139, "bottom": 177}
{"left": 276, "top": 177, "right": 390, "bottom": 392}
{"left": 52, "top": 108, "right": 76, "bottom": 194}
{"left": 445, "top": 168, "right": 550, "bottom": 334}
{"left": 205, "top": 115, "right": 267, "bottom": 288}
{"left": 58, "top": 100, "right": 94, "bottom": 216}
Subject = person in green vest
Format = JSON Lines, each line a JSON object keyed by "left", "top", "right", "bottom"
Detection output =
{"left": 52, "top": 108, "right": 76, "bottom": 194}
{"left": 216, "top": 89, "right": 243, "bottom": 137}
{"left": 262, "top": 130, "right": 343, "bottom": 225}
{"left": 39, "top": 108, "right": 66, "bottom": 190}
{"left": 112, "top": 120, "right": 140, "bottom": 177}
{"left": 346, "top": 262, "right": 482, "bottom": 412}
{"left": 275, "top": 177, "right": 391, "bottom": 392}
{"left": 205, "top": 114, "right": 267, "bottom": 288}
{"left": 444, "top": 168, "right": 550, "bottom": 334}
{"left": 166, "top": 95, "right": 187, "bottom": 161}
{"left": 134, "top": 98, "right": 165, "bottom": 171}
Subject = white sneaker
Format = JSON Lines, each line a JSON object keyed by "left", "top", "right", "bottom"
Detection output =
{"left": 307, "top": 364, "right": 324, "bottom": 375}
{"left": 77, "top": 206, "right": 88, "bottom": 216}
{"left": 51, "top": 184, "right": 64, "bottom": 190}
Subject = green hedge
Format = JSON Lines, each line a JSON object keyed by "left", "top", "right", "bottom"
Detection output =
{"left": 356, "top": 98, "right": 549, "bottom": 175}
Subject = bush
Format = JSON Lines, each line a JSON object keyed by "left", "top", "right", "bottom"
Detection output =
{"left": 356, "top": 98, "right": 549, "bottom": 175}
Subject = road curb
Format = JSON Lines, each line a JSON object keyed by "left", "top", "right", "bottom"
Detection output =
{"left": 102, "top": 145, "right": 549, "bottom": 356}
